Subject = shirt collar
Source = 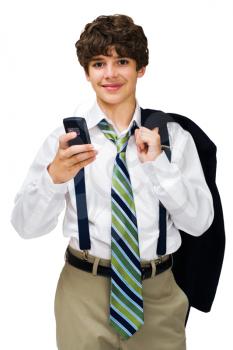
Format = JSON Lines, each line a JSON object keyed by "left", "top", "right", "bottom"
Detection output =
{"left": 75, "top": 100, "right": 141, "bottom": 135}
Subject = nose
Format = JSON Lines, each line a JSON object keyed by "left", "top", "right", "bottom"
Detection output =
{"left": 103, "top": 63, "right": 118, "bottom": 79}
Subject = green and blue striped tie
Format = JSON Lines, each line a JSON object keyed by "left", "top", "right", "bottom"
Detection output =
{"left": 98, "top": 118, "right": 144, "bottom": 339}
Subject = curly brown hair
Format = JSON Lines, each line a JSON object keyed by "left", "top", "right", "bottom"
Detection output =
{"left": 75, "top": 14, "right": 149, "bottom": 74}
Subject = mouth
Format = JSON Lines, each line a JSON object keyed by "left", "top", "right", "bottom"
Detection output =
{"left": 101, "top": 83, "right": 123, "bottom": 91}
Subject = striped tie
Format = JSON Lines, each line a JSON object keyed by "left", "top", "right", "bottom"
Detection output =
{"left": 98, "top": 118, "right": 144, "bottom": 339}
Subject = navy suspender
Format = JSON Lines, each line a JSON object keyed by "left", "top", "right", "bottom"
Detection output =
{"left": 157, "top": 124, "right": 171, "bottom": 256}
{"left": 74, "top": 168, "right": 91, "bottom": 250}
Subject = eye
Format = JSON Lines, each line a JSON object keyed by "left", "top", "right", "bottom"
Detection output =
{"left": 92, "top": 61, "right": 104, "bottom": 68}
{"left": 118, "top": 58, "right": 129, "bottom": 65}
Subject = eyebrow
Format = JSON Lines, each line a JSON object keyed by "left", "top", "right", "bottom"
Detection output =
{"left": 90, "top": 55, "right": 127, "bottom": 62}
{"left": 89, "top": 57, "right": 105, "bottom": 62}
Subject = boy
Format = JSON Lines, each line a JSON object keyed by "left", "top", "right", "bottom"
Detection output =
{"left": 11, "top": 14, "right": 214, "bottom": 350}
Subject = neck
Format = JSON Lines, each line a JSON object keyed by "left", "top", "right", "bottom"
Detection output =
{"left": 97, "top": 97, "right": 137, "bottom": 132}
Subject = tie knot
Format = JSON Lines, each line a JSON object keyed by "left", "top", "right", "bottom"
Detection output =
{"left": 98, "top": 118, "right": 138, "bottom": 153}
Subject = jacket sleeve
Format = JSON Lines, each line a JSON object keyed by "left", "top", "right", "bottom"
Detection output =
{"left": 141, "top": 122, "right": 214, "bottom": 236}
{"left": 10, "top": 127, "right": 69, "bottom": 239}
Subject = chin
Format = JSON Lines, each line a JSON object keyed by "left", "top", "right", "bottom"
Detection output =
{"left": 98, "top": 96, "right": 124, "bottom": 106}
{"left": 98, "top": 92, "right": 131, "bottom": 106}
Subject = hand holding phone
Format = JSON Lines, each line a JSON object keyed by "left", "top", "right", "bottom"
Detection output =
{"left": 47, "top": 117, "right": 97, "bottom": 184}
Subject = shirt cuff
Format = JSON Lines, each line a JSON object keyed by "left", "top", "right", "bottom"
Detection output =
{"left": 141, "top": 151, "right": 173, "bottom": 188}
{"left": 38, "top": 167, "right": 69, "bottom": 196}
{"left": 141, "top": 151, "right": 187, "bottom": 210}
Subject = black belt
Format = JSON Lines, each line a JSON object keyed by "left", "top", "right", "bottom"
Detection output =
{"left": 65, "top": 248, "right": 173, "bottom": 280}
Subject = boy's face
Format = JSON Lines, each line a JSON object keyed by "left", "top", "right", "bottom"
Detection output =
{"left": 85, "top": 47, "right": 145, "bottom": 107}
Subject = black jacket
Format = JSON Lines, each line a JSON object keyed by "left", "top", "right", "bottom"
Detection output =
{"left": 141, "top": 108, "right": 225, "bottom": 312}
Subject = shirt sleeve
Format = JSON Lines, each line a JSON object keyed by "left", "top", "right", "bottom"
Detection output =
{"left": 10, "top": 126, "right": 69, "bottom": 239}
{"left": 141, "top": 122, "right": 214, "bottom": 236}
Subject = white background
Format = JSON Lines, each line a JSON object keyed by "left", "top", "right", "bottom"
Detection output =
{"left": 1, "top": 0, "right": 232, "bottom": 349}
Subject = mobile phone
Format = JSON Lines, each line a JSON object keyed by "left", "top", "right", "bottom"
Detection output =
{"left": 63, "top": 117, "right": 91, "bottom": 146}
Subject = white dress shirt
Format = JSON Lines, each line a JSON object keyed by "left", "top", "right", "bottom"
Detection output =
{"left": 11, "top": 101, "right": 214, "bottom": 260}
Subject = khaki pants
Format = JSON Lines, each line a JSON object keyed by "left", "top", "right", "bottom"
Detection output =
{"left": 54, "top": 247, "right": 189, "bottom": 350}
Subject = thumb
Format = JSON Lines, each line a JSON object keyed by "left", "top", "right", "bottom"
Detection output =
{"left": 134, "top": 128, "right": 146, "bottom": 152}
{"left": 59, "top": 132, "right": 77, "bottom": 150}
{"left": 134, "top": 129, "right": 142, "bottom": 145}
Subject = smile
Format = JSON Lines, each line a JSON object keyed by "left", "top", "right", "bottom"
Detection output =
{"left": 101, "top": 84, "right": 123, "bottom": 91}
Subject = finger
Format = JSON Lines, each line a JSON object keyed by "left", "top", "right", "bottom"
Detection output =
{"left": 141, "top": 126, "right": 159, "bottom": 136}
{"left": 75, "top": 155, "right": 97, "bottom": 171}
{"left": 64, "top": 144, "right": 96, "bottom": 158}
{"left": 138, "top": 128, "right": 152, "bottom": 143}
{"left": 140, "top": 127, "right": 160, "bottom": 145}
{"left": 70, "top": 150, "right": 97, "bottom": 166}
{"left": 140, "top": 126, "right": 153, "bottom": 133}
{"left": 59, "top": 132, "right": 78, "bottom": 150}
{"left": 152, "top": 127, "right": 159, "bottom": 133}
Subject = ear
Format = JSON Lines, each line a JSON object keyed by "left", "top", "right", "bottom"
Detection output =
{"left": 137, "top": 66, "right": 146, "bottom": 78}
